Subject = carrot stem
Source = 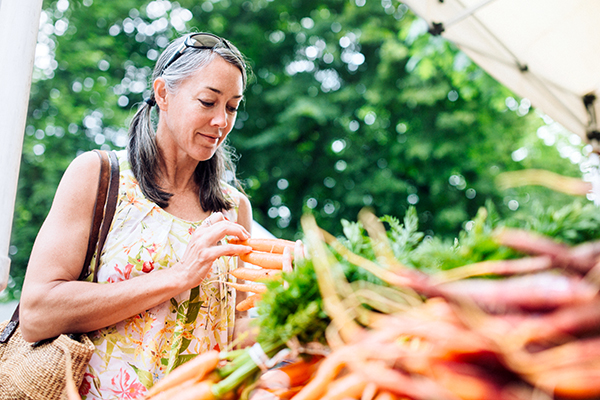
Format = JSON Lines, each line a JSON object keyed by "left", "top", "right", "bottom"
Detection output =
{"left": 217, "top": 340, "right": 284, "bottom": 378}
{"left": 213, "top": 341, "right": 285, "bottom": 398}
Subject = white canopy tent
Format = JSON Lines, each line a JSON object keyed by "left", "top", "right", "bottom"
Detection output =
{"left": 0, "top": 0, "right": 44, "bottom": 291}
{"left": 402, "top": 0, "right": 600, "bottom": 150}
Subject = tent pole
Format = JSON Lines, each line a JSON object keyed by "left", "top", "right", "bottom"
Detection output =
{"left": 0, "top": 0, "right": 43, "bottom": 292}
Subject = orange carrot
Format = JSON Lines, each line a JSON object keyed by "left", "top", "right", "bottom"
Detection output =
{"left": 236, "top": 293, "right": 262, "bottom": 311}
{"left": 320, "top": 372, "right": 367, "bottom": 400}
{"left": 515, "top": 296, "right": 600, "bottom": 345}
{"left": 291, "top": 348, "right": 349, "bottom": 400}
{"left": 260, "top": 356, "right": 323, "bottom": 393}
{"left": 430, "top": 360, "right": 513, "bottom": 400}
{"left": 529, "top": 366, "right": 600, "bottom": 399}
{"left": 145, "top": 380, "right": 195, "bottom": 400}
{"left": 373, "top": 391, "right": 398, "bottom": 400}
{"left": 276, "top": 356, "right": 322, "bottom": 387}
{"left": 169, "top": 381, "right": 216, "bottom": 400}
{"left": 229, "top": 267, "right": 281, "bottom": 282}
{"left": 265, "top": 386, "right": 303, "bottom": 400}
{"left": 145, "top": 350, "right": 219, "bottom": 398}
{"left": 224, "top": 281, "right": 267, "bottom": 293}
{"left": 230, "top": 238, "right": 296, "bottom": 254}
{"left": 240, "top": 251, "right": 285, "bottom": 269}
{"left": 356, "top": 361, "right": 457, "bottom": 400}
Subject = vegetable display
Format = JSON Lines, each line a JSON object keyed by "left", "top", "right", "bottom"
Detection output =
{"left": 136, "top": 200, "right": 600, "bottom": 400}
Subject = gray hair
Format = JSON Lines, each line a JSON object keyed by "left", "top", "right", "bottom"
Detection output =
{"left": 127, "top": 34, "right": 249, "bottom": 211}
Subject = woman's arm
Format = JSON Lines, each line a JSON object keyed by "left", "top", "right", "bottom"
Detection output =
{"left": 19, "top": 152, "right": 251, "bottom": 342}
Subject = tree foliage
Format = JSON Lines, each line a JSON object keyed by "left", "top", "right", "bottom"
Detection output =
{"left": 5, "top": 0, "right": 585, "bottom": 299}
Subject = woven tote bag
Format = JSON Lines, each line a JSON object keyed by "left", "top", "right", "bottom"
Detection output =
{"left": 0, "top": 150, "right": 119, "bottom": 400}
{"left": 0, "top": 324, "right": 95, "bottom": 399}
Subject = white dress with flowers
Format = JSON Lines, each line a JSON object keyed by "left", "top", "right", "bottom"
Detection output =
{"left": 80, "top": 150, "right": 240, "bottom": 400}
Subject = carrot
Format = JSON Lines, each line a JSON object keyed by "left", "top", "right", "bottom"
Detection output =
{"left": 230, "top": 238, "right": 296, "bottom": 254}
{"left": 433, "top": 256, "right": 553, "bottom": 283}
{"left": 357, "top": 361, "right": 457, "bottom": 400}
{"left": 528, "top": 366, "right": 600, "bottom": 399}
{"left": 361, "top": 383, "right": 378, "bottom": 400}
{"left": 509, "top": 336, "right": 600, "bottom": 376}
{"left": 515, "top": 296, "right": 600, "bottom": 345}
{"left": 291, "top": 348, "right": 349, "bottom": 400}
{"left": 240, "top": 251, "right": 285, "bottom": 269}
{"left": 320, "top": 372, "right": 367, "bottom": 400}
{"left": 567, "top": 240, "right": 600, "bottom": 274}
{"left": 145, "top": 350, "right": 219, "bottom": 398}
{"left": 229, "top": 267, "right": 281, "bottom": 282}
{"left": 168, "top": 381, "right": 216, "bottom": 400}
{"left": 276, "top": 356, "right": 323, "bottom": 387}
{"left": 224, "top": 281, "right": 267, "bottom": 294}
{"left": 494, "top": 228, "right": 569, "bottom": 259}
{"left": 430, "top": 360, "right": 517, "bottom": 400}
{"left": 236, "top": 293, "right": 262, "bottom": 311}
{"left": 266, "top": 386, "right": 303, "bottom": 400}
{"left": 373, "top": 391, "right": 397, "bottom": 400}
{"left": 259, "top": 358, "right": 321, "bottom": 392}
{"left": 145, "top": 380, "right": 195, "bottom": 400}
{"left": 495, "top": 229, "right": 600, "bottom": 274}
{"left": 437, "top": 272, "right": 597, "bottom": 313}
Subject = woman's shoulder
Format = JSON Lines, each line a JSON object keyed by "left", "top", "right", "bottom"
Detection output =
{"left": 67, "top": 149, "right": 127, "bottom": 171}
{"left": 220, "top": 181, "right": 246, "bottom": 205}
{"left": 64, "top": 150, "right": 103, "bottom": 181}
{"left": 113, "top": 148, "right": 129, "bottom": 169}
{"left": 220, "top": 181, "right": 251, "bottom": 229}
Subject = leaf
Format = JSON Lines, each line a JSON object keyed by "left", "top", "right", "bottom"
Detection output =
{"left": 129, "top": 364, "right": 155, "bottom": 389}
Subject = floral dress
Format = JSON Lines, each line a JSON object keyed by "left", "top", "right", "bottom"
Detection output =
{"left": 80, "top": 150, "right": 240, "bottom": 399}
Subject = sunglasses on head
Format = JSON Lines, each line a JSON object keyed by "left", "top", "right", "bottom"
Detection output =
{"left": 158, "top": 32, "right": 233, "bottom": 76}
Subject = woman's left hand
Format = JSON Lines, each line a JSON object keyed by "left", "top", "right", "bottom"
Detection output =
{"left": 175, "top": 212, "right": 252, "bottom": 287}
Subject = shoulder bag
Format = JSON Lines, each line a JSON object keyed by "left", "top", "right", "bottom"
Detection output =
{"left": 0, "top": 150, "right": 119, "bottom": 400}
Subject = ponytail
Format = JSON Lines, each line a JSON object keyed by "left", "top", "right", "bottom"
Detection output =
{"left": 127, "top": 101, "right": 171, "bottom": 208}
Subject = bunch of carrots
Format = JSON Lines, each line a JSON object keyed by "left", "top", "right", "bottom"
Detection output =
{"left": 278, "top": 213, "right": 600, "bottom": 400}
{"left": 227, "top": 237, "right": 297, "bottom": 312}
{"left": 132, "top": 208, "right": 600, "bottom": 400}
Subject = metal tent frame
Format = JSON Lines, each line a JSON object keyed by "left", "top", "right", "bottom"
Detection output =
{"left": 402, "top": 0, "right": 600, "bottom": 149}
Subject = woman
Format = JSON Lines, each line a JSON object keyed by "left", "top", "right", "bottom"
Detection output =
{"left": 19, "top": 32, "right": 257, "bottom": 399}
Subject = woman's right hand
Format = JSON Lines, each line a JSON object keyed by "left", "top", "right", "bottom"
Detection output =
{"left": 174, "top": 212, "right": 252, "bottom": 286}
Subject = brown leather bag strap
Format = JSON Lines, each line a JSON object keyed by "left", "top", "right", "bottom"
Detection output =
{"left": 90, "top": 150, "right": 120, "bottom": 283}
{"left": 80, "top": 150, "right": 111, "bottom": 280}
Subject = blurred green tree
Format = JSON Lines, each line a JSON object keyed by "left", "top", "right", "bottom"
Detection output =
{"left": 5, "top": 0, "right": 585, "bottom": 300}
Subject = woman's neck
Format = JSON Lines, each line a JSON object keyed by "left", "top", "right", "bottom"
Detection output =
{"left": 155, "top": 128, "right": 200, "bottom": 194}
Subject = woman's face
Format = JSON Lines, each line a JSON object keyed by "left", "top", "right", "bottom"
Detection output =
{"left": 156, "top": 56, "right": 244, "bottom": 162}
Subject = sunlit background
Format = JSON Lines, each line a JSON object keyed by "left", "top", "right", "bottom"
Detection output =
{"left": 4, "top": 0, "right": 592, "bottom": 302}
